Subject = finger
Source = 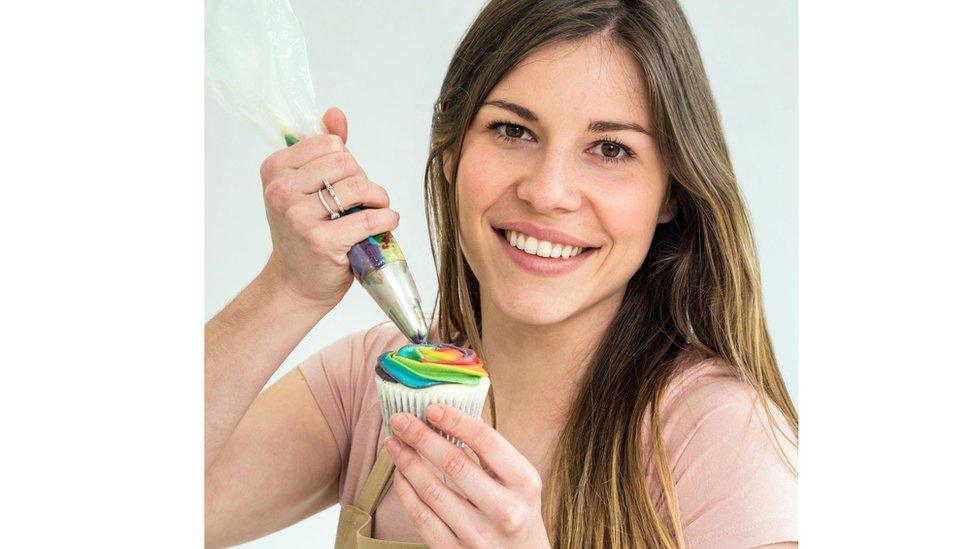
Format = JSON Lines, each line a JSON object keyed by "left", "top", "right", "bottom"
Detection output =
{"left": 282, "top": 182, "right": 390, "bottom": 235}
{"left": 291, "top": 175, "right": 390, "bottom": 219}
{"left": 425, "top": 404, "right": 542, "bottom": 495}
{"left": 266, "top": 150, "right": 369, "bottom": 211}
{"left": 305, "top": 207, "right": 400, "bottom": 253}
{"left": 283, "top": 133, "right": 348, "bottom": 168}
{"left": 390, "top": 411, "right": 511, "bottom": 517}
{"left": 387, "top": 438, "right": 485, "bottom": 547}
{"left": 293, "top": 151, "right": 365, "bottom": 194}
{"left": 323, "top": 107, "right": 348, "bottom": 144}
{"left": 392, "top": 469, "right": 462, "bottom": 547}
{"left": 323, "top": 175, "right": 391, "bottom": 210}
{"left": 260, "top": 135, "right": 346, "bottom": 184}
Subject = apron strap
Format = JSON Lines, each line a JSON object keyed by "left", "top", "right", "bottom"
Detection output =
{"left": 354, "top": 445, "right": 396, "bottom": 513}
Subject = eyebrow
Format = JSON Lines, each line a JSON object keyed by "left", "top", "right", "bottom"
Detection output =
{"left": 482, "top": 99, "right": 651, "bottom": 136}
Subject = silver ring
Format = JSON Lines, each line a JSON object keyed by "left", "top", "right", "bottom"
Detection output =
{"left": 318, "top": 184, "right": 340, "bottom": 220}
{"left": 324, "top": 180, "right": 345, "bottom": 213}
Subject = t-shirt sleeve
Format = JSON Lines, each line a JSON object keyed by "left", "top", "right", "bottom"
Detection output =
{"left": 296, "top": 324, "right": 386, "bottom": 473}
{"left": 659, "top": 366, "right": 798, "bottom": 548}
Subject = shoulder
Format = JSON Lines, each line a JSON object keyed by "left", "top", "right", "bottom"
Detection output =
{"left": 649, "top": 351, "right": 798, "bottom": 548}
{"left": 658, "top": 352, "right": 796, "bottom": 452}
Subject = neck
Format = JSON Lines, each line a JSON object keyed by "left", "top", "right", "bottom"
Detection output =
{"left": 476, "top": 290, "right": 624, "bottom": 432}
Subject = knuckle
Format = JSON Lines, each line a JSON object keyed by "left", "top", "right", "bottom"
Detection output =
{"left": 467, "top": 532, "right": 489, "bottom": 548}
{"left": 443, "top": 449, "right": 469, "bottom": 479}
{"left": 499, "top": 503, "right": 526, "bottom": 535}
{"left": 264, "top": 181, "right": 287, "bottom": 211}
{"left": 394, "top": 475, "right": 409, "bottom": 497}
{"left": 443, "top": 409, "right": 464, "bottom": 433}
{"left": 304, "top": 229, "right": 332, "bottom": 257}
{"left": 349, "top": 175, "right": 368, "bottom": 198}
{"left": 259, "top": 154, "right": 280, "bottom": 181}
{"left": 284, "top": 206, "right": 304, "bottom": 231}
{"left": 396, "top": 445, "right": 419, "bottom": 469}
{"left": 519, "top": 467, "right": 543, "bottom": 495}
{"left": 326, "top": 134, "right": 345, "bottom": 151}
{"left": 359, "top": 208, "right": 377, "bottom": 232}
{"left": 341, "top": 152, "right": 360, "bottom": 175}
{"left": 407, "top": 421, "right": 432, "bottom": 447}
{"left": 419, "top": 482, "right": 444, "bottom": 506}
{"left": 471, "top": 426, "right": 496, "bottom": 451}
{"left": 410, "top": 506, "right": 433, "bottom": 529}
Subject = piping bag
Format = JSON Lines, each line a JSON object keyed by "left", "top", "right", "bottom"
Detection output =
{"left": 206, "top": 0, "right": 429, "bottom": 343}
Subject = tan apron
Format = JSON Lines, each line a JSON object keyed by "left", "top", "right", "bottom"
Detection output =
{"left": 334, "top": 446, "right": 429, "bottom": 549}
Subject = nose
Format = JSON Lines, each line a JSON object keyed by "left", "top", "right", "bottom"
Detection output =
{"left": 514, "top": 145, "right": 582, "bottom": 213}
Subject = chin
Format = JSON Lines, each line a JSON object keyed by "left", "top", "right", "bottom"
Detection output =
{"left": 486, "top": 282, "right": 579, "bottom": 326}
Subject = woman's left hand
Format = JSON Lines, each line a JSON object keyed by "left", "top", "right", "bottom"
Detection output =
{"left": 384, "top": 404, "right": 551, "bottom": 548}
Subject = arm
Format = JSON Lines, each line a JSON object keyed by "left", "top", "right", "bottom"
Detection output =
{"left": 204, "top": 267, "right": 341, "bottom": 547}
{"left": 206, "top": 107, "right": 394, "bottom": 470}
{"left": 204, "top": 264, "right": 331, "bottom": 470}
{"left": 205, "top": 107, "right": 400, "bottom": 545}
{"left": 205, "top": 367, "right": 342, "bottom": 547}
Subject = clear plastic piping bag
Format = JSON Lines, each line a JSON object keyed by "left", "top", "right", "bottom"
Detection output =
{"left": 205, "top": 0, "right": 429, "bottom": 343}
{"left": 205, "top": 0, "right": 322, "bottom": 145}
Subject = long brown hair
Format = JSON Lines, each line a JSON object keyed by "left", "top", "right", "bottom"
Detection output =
{"left": 422, "top": 0, "right": 798, "bottom": 546}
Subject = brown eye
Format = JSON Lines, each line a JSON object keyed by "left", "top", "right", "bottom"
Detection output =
{"left": 600, "top": 142, "right": 621, "bottom": 158}
{"left": 505, "top": 124, "right": 525, "bottom": 138}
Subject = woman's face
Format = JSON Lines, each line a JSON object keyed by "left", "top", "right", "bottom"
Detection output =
{"left": 454, "top": 37, "right": 673, "bottom": 327}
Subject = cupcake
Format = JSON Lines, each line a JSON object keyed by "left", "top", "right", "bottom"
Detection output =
{"left": 375, "top": 343, "right": 490, "bottom": 447}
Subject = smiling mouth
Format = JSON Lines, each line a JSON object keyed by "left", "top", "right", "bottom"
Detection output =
{"left": 492, "top": 227, "right": 597, "bottom": 259}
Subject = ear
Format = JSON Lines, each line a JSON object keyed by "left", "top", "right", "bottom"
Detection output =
{"left": 657, "top": 179, "right": 677, "bottom": 224}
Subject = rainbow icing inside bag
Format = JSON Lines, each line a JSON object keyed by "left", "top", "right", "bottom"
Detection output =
{"left": 342, "top": 205, "right": 406, "bottom": 279}
{"left": 376, "top": 343, "right": 488, "bottom": 388}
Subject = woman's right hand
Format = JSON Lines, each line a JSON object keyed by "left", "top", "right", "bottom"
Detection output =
{"left": 258, "top": 107, "right": 399, "bottom": 311}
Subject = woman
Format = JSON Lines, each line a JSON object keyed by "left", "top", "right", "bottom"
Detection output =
{"left": 205, "top": 0, "right": 798, "bottom": 547}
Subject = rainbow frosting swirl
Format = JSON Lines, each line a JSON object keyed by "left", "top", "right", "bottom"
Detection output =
{"left": 376, "top": 343, "right": 488, "bottom": 389}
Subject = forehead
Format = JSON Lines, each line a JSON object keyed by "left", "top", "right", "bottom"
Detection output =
{"left": 485, "top": 37, "right": 649, "bottom": 121}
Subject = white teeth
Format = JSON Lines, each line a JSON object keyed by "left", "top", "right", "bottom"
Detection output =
{"left": 502, "top": 229, "right": 586, "bottom": 258}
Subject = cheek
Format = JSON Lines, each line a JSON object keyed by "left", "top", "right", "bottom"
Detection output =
{"left": 456, "top": 143, "right": 509, "bottom": 223}
{"left": 600, "top": 184, "right": 660, "bottom": 248}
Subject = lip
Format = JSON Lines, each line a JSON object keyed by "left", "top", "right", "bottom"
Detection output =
{"left": 492, "top": 220, "right": 599, "bottom": 249}
{"left": 493, "top": 228, "right": 597, "bottom": 276}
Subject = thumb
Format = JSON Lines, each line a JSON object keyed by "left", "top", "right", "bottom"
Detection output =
{"left": 322, "top": 107, "right": 349, "bottom": 144}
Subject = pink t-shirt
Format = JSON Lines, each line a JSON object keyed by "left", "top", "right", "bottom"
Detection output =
{"left": 298, "top": 321, "right": 798, "bottom": 547}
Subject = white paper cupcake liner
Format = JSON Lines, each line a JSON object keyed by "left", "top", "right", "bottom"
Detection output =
{"left": 375, "top": 375, "right": 491, "bottom": 448}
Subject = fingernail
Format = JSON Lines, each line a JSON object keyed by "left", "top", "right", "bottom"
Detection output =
{"left": 426, "top": 404, "right": 444, "bottom": 422}
{"left": 386, "top": 437, "right": 402, "bottom": 456}
{"left": 391, "top": 413, "right": 408, "bottom": 432}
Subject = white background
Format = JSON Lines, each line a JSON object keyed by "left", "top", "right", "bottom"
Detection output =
{"left": 2, "top": 0, "right": 974, "bottom": 547}
{"left": 205, "top": 1, "right": 797, "bottom": 545}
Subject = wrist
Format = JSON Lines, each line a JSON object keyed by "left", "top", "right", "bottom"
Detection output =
{"left": 255, "top": 258, "right": 335, "bottom": 317}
